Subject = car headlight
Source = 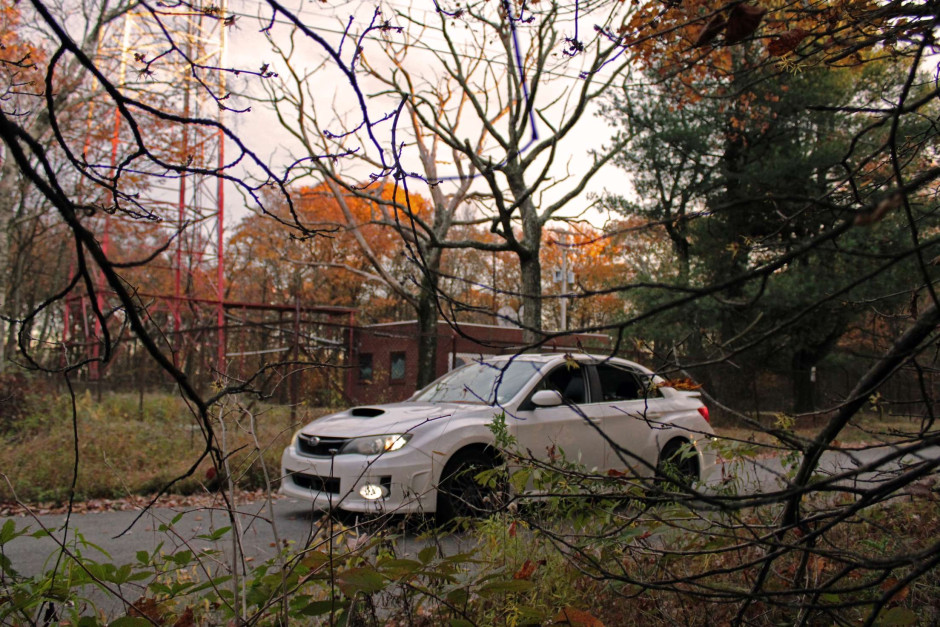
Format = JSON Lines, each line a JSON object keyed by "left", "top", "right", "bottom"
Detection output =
{"left": 341, "top": 434, "right": 412, "bottom": 455}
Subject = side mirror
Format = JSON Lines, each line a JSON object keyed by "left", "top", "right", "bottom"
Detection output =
{"left": 531, "top": 389, "right": 563, "bottom": 408}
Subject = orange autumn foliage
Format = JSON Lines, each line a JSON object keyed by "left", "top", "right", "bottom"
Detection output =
{"left": 227, "top": 183, "right": 430, "bottom": 322}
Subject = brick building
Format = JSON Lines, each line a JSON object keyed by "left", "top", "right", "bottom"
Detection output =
{"left": 348, "top": 320, "right": 610, "bottom": 404}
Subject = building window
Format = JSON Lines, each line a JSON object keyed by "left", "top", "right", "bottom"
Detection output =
{"left": 358, "top": 354, "right": 373, "bottom": 381}
{"left": 390, "top": 351, "right": 406, "bottom": 382}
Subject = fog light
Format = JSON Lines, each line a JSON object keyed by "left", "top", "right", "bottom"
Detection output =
{"left": 359, "top": 484, "right": 387, "bottom": 500}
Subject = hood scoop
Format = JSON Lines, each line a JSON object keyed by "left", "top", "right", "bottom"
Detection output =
{"left": 350, "top": 406, "right": 386, "bottom": 418}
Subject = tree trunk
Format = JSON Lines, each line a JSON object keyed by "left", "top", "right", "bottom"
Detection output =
{"left": 519, "top": 251, "right": 542, "bottom": 345}
{"left": 506, "top": 167, "right": 543, "bottom": 345}
{"left": 415, "top": 273, "right": 439, "bottom": 388}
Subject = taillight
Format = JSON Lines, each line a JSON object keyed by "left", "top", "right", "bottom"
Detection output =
{"left": 697, "top": 406, "right": 710, "bottom": 423}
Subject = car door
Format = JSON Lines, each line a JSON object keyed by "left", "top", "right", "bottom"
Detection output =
{"left": 510, "top": 362, "right": 608, "bottom": 472}
{"left": 589, "top": 362, "right": 668, "bottom": 476}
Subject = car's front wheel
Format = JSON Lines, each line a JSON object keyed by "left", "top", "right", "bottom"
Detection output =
{"left": 435, "top": 448, "right": 502, "bottom": 524}
{"left": 656, "top": 438, "right": 700, "bottom": 489}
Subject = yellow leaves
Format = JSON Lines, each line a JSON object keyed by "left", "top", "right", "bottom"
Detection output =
{"left": 661, "top": 378, "right": 702, "bottom": 391}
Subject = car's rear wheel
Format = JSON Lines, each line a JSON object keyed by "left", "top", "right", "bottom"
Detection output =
{"left": 436, "top": 448, "right": 502, "bottom": 524}
{"left": 657, "top": 438, "right": 700, "bottom": 489}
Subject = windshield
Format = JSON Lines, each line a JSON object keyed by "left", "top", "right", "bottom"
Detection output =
{"left": 412, "top": 359, "right": 543, "bottom": 405}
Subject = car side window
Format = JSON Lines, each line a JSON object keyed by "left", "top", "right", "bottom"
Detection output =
{"left": 595, "top": 363, "right": 660, "bottom": 402}
{"left": 532, "top": 364, "right": 587, "bottom": 404}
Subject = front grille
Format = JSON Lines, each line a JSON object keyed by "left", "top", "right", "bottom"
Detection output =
{"left": 289, "top": 471, "right": 340, "bottom": 494}
{"left": 297, "top": 434, "right": 349, "bottom": 457}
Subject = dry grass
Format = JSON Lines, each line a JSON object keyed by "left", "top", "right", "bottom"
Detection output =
{"left": 0, "top": 391, "right": 328, "bottom": 503}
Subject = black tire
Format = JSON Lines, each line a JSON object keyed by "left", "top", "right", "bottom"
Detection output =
{"left": 435, "top": 448, "right": 501, "bottom": 524}
{"left": 657, "top": 438, "right": 700, "bottom": 489}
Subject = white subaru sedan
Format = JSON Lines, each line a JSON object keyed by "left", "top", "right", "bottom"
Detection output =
{"left": 280, "top": 353, "right": 715, "bottom": 519}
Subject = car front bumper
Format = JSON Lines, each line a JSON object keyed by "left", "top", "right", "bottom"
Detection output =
{"left": 280, "top": 444, "right": 439, "bottom": 514}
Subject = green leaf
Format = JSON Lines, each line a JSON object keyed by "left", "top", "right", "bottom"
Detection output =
{"left": 515, "top": 605, "right": 548, "bottom": 622}
{"left": 301, "top": 550, "right": 331, "bottom": 570}
{"left": 418, "top": 545, "right": 437, "bottom": 564}
{"left": 378, "top": 558, "right": 423, "bottom": 577}
{"left": 148, "top": 582, "right": 172, "bottom": 595}
{"left": 336, "top": 567, "right": 386, "bottom": 595}
{"left": 0, "top": 520, "right": 19, "bottom": 544}
{"left": 185, "top": 575, "right": 233, "bottom": 595}
{"left": 510, "top": 468, "right": 532, "bottom": 493}
{"left": 297, "top": 599, "right": 349, "bottom": 616}
{"left": 478, "top": 579, "right": 535, "bottom": 596}
{"left": 876, "top": 607, "right": 919, "bottom": 626}
{"left": 443, "top": 552, "right": 484, "bottom": 564}
{"left": 76, "top": 537, "right": 112, "bottom": 560}
{"left": 0, "top": 553, "right": 18, "bottom": 577}
{"left": 135, "top": 550, "right": 150, "bottom": 565}
{"left": 445, "top": 587, "right": 470, "bottom": 606}
{"left": 113, "top": 564, "right": 133, "bottom": 584}
{"left": 169, "top": 550, "right": 194, "bottom": 566}
{"left": 196, "top": 526, "right": 232, "bottom": 541}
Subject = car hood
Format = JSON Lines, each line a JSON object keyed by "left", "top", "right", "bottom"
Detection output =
{"left": 298, "top": 401, "right": 492, "bottom": 437}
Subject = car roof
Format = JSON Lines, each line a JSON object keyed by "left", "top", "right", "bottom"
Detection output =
{"left": 480, "top": 353, "right": 648, "bottom": 369}
{"left": 483, "top": 352, "right": 624, "bottom": 362}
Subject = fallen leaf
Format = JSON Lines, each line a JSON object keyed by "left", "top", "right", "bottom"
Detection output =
{"left": 173, "top": 607, "right": 196, "bottom": 627}
{"left": 553, "top": 606, "right": 604, "bottom": 627}
{"left": 130, "top": 597, "right": 165, "bottom": 622}
{"left": 514, "top": 559, "right": 539, "bottom": 580}
{"left": 880, "top": 578, "right": 911, "bottom": 605}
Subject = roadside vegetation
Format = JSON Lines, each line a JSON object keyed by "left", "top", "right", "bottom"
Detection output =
{"left": 0, "top": 387, "right": 919, "bottom": 506}
{"left": 0, "top": 386, "right": 318, "bottom": 504}
{"left": 0, "top": 390, "right": 937, "bottom": 626}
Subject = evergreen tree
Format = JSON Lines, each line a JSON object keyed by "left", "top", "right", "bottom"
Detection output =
{"left": 602, "top": 56, "right": 937, "bottom": 413}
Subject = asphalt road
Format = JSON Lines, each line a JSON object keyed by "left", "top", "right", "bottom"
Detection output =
{"left": 1, "top": 496, "right": 473, "bottom": 579}
{"left": 1, "top": 442, "right": 936, "bottom": 617}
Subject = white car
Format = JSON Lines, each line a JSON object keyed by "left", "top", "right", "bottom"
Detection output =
{"left": 280, "top": 353, "right": 716, "bottom": 520}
